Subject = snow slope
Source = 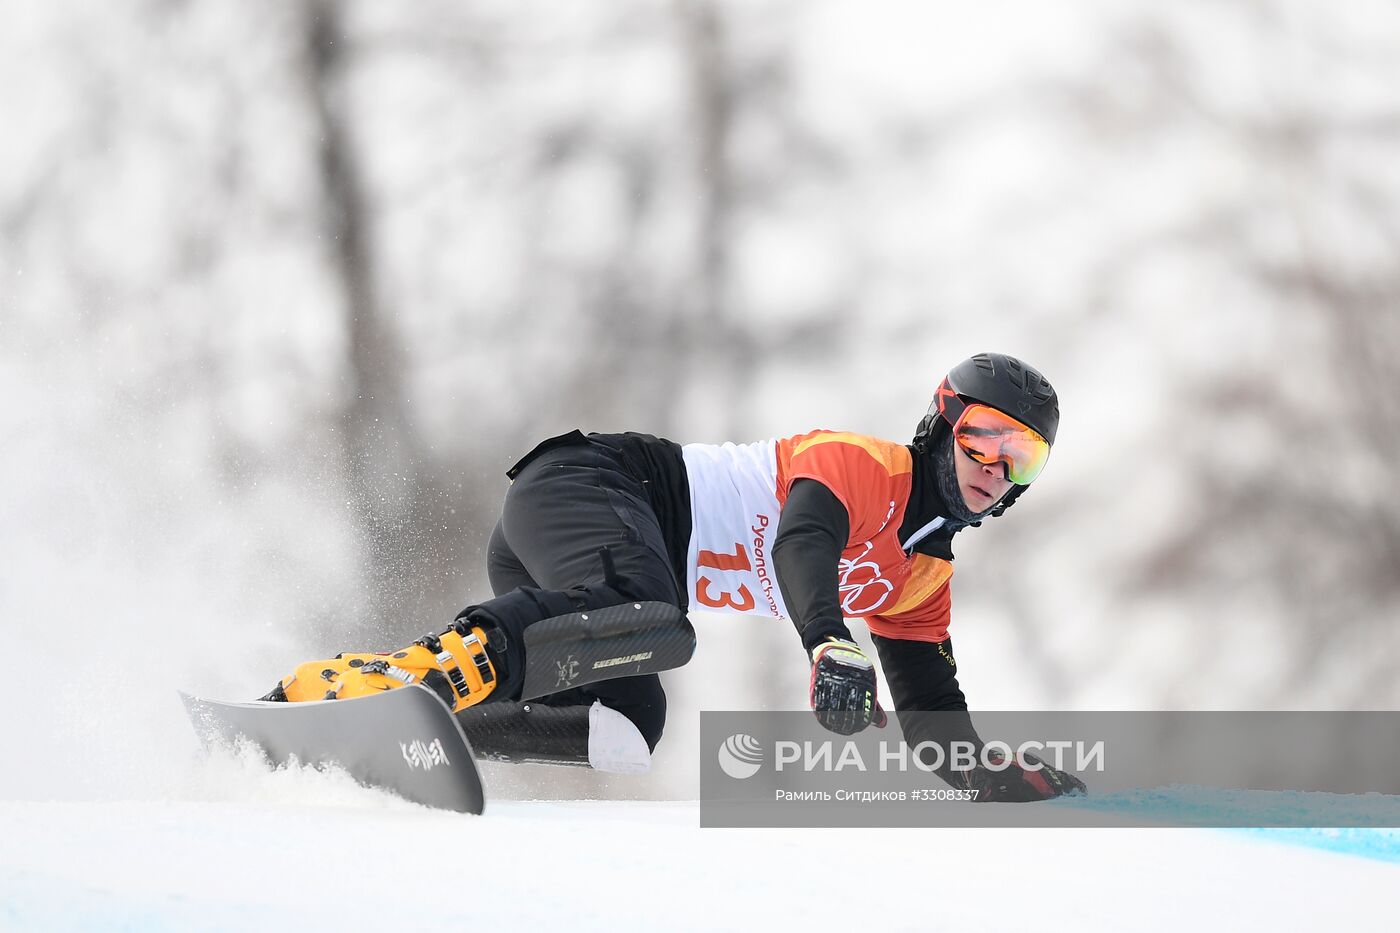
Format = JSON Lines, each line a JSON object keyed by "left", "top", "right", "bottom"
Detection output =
{"left": 1, "top": 751, "right": 1394, "bottom": 932}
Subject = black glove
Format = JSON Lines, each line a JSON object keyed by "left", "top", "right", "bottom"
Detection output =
{"left": 961, "top": 748, "right": 1087, "bottom": 802}
{"left": 809, "top": 638, "right": 888, "bottom": 735}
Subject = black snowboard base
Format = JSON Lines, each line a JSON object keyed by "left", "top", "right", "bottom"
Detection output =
{"left": 182, "top": 685, "right": 486, "bottom": 814}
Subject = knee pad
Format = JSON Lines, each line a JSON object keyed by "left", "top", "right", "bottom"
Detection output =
{"left": 456, "top": 580, "right": 691, "bottom": 708}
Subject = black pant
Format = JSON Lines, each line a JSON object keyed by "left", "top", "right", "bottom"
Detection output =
{"left": 485, "top": 435, "right": 683, "bottom": 751}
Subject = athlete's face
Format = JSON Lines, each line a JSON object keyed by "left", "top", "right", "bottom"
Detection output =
{"left": 953, "top": 440, "right": 1015, "bottom": 511}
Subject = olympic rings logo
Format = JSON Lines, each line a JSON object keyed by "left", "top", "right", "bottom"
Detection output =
{"left": 838, "top": 541, "right": 894, "bottom": 615}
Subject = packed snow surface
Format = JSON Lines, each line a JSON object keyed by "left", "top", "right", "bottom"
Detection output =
{"left": 1, "top": 750, "right": 1394, "bottom": 932}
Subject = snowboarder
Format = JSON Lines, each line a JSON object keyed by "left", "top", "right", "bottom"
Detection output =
{"left": 269, "top": 352, "right": 1084, "bottom": 800}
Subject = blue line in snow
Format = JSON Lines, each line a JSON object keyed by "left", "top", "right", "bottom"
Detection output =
{"left": 1040, "top": 785, "right": 1400, "bottom": 863}
{"left": 1242, "top": 828, "right": 1400, "bottom": 863}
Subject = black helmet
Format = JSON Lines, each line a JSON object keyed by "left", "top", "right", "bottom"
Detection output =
{"left": 914, "top": 352, "right": 1059, "bottom": 452}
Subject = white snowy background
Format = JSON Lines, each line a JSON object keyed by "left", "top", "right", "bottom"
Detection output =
{"left": 2, "top": 0, "right": 1398, "bottom": 928}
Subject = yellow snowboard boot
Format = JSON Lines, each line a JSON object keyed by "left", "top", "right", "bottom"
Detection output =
{"left": 266, "top": 620, "right": 499, "bottom": 713}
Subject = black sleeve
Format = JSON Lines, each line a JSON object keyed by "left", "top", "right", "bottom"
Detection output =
{"left": 871, "top": 633, "right": 983, "bottom": 771}
{"left": 772, "top": 478, "right": 854, "bottom": 653}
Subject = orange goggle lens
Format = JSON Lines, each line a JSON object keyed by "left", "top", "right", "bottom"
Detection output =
{"left": 953, "top": 404, "right": 1051, "bottom": 485}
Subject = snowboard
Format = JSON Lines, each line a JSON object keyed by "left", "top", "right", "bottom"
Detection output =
{"left": 182, "top": 600, "right": 697, "bottom": 812}
{"left": 182, "top": 685, "right": 486, "bottom": 814}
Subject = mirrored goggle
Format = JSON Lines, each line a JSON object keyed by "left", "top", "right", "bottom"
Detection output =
{"left": 953, "top": 404, "right": 1051, "bottom": 485}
